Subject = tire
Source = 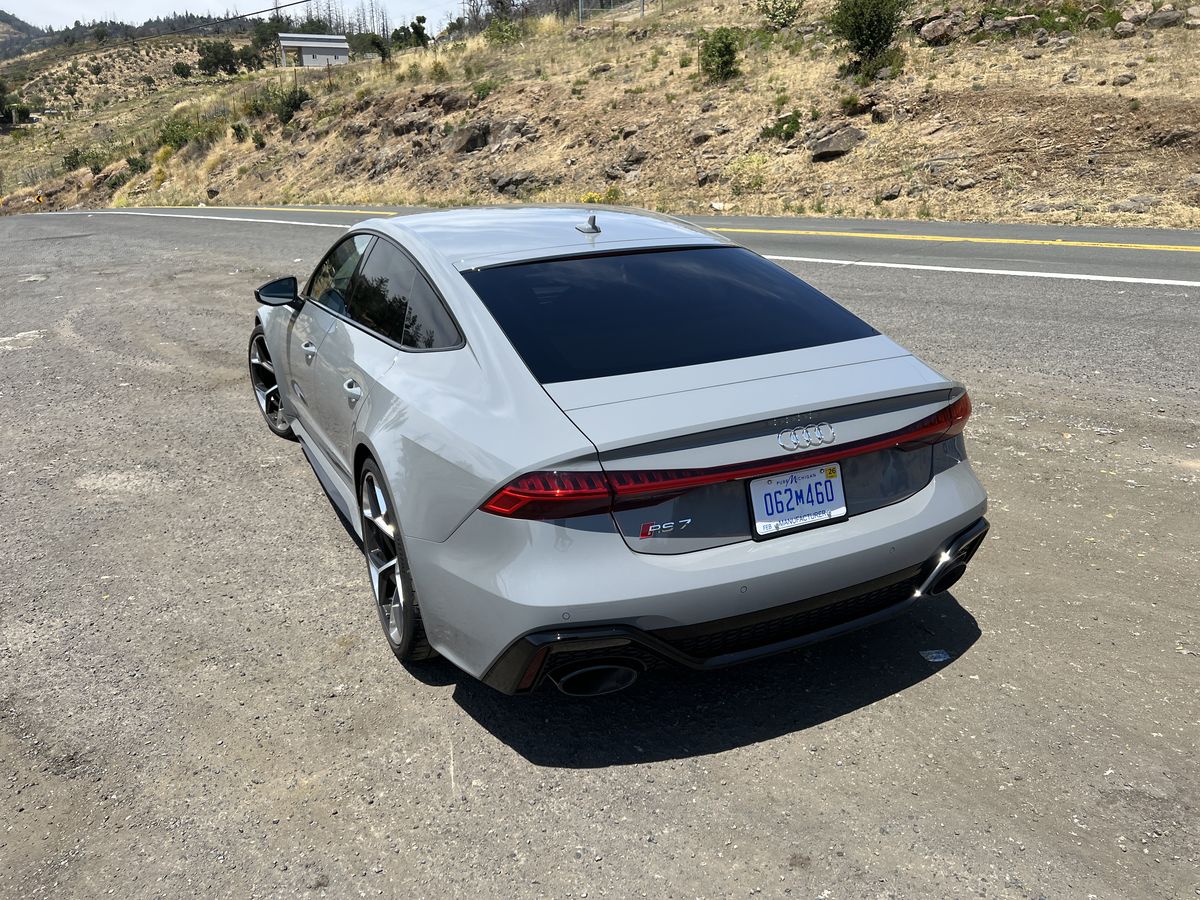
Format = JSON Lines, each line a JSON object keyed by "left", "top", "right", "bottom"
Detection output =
{"left": 358, "top": 458, "right": 436, "bottom": 662}
{"left": 247, "top": 325, "right": 297, "bottom": 441}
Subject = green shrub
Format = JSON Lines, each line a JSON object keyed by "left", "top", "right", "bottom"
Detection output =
{"left": 407, "top": 61, "right": 422, "bottom": 81}
{"left": 472, "top": 78, "right": 501, "bottom": 100}
{"left": 700, "top": 28, "right": 741, "bottom": 83}
{"left": 62, "top": 145, "right": 110, "bottom": 174}
{"left": 126, "top": 154, "right": 151, "bottom": 174}
{"left": 758, "top": 0, "right": 804, "bottom": 28}
{"left": 231, "top": 121, "right": 249, "bottom": 142}
{"left": 828, "top": 0, "right": 909, "bottom": 68}
{"left": 251, "top": 129, "right": 266, "bottom": 149}
{"left": 760, "top": 109, "right": 802, "bottom": 140}
{"left": 429, "top": 60, "right": 450, "bottom": 81}
{"left": 679, "top": 52, "right": 693, "bottom": 67}
{"left": 270, "top": 85, "right": 311, "bottom": 124}
{"left": 158, "top": 115, "right": 223, "bottom": 150}
{"left": 172, "top": 61, "right": 192, "bottom": 78}
{"left": 484, "top": 18, "right": 523, "bottom": 45}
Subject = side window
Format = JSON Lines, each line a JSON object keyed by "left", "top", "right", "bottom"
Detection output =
{"left": 306, "top": 234, "right": 372, "bottom": 316}
{"left": 348, "top": 242, "right": 461, "bottom": 350}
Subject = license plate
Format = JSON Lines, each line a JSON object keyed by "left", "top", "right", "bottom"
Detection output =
{"left": 749, "top": 463, "right": 846, "bottom": 537}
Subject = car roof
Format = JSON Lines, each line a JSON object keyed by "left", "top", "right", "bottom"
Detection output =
{"left": 357, "top": 205, "right": 731, "bottom": 271}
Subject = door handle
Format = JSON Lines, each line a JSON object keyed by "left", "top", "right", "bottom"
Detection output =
{"left": 301, "top": 340, "right": 317, "bottom": 361}
{"left": 343, "top": 379, "right": 363, "bottom": 403}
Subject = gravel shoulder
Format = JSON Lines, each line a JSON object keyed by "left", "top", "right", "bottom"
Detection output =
{"left": 1, "top": 213, "right": 1196, "bottom": 899}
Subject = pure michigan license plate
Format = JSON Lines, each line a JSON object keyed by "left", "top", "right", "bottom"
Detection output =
{"left": 749, "top": 463, "right": 847, "bottom": 537}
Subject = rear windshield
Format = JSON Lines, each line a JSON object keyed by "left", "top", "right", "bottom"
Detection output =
{"left": 461, "top": 246, "right": 878, "bottom": 384}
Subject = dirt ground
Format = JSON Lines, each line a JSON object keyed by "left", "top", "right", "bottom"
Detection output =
{"left": 0, "top": 210, "right": 1197, "bottom": 898}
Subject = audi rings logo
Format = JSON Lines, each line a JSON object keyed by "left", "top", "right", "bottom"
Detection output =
{"left": 777, "top": 422, "right": 837, "bottom": 451}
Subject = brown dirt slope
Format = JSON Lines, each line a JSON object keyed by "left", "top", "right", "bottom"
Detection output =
{"left": 2, "top": 0, "right": 1199, "bottom": 226}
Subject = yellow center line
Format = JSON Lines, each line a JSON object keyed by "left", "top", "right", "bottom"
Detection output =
{"left": 712, "top": 227, "right": 1200, "bottom": 254}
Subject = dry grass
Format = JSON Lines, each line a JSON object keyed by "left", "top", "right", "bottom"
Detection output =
{"left": 3, "top": 1, "right": 1199, "bottom": 227}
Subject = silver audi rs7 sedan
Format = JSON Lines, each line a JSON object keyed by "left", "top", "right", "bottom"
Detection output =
{"left": 247, "top": 206, "right": 988, "bottom": 696}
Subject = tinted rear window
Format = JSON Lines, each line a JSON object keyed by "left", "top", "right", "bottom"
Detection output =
{"left": 461, "top": 247, "right": 877, "bottom": 383}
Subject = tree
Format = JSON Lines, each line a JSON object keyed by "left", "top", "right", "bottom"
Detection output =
{"left": 828, "top": 0, "right": 908, "bottom": 69}
{"left": 238, "top": 45, "right": 265, "bottom": 70}
{"left": 391, "top": 16, "right": 429, "bottom": 49}
{"left": 197, "top": 39, "right": 240, "bottom": 76}
{"left": 93, "top": 24, "right": 108, "bottom": 43}
{"left": 699, "top": 28, "right": 740, "bottom": 82}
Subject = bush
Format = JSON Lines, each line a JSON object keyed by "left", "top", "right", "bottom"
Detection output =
{"left": 828, "top": 0, "right": 909, "bottom": 68}
{"left": 270, "top": 85, "right": 311, "bottom": 124}
{"left": 231, "top": 122, "right": 249, "bottom": 142}
{"left": 158, "top": 115, "right": 223, "bottom": 150}
{"left": 62, "top": 145, "right": 110, "bottom": 174}
{"left": 251, "top": 129, "right": 266, "bottom": 150}
{"left": 472, "top": 78, "right": 501, "bottom": 100}
{"left": 484, "top": 18, "right": 523, "bottom": 45}
{"left": 126, "top": 154, "right": 151, "bottom": 174}
{"left": 429, "top": 60, "right": 450, "bottom": 82}
{"left": 173, "top": 61, "right": 193, "bottom": 78}
{"left": 760, "top": 109, "right": 802, "bottom": 140}
{"left": 758, "top": 0, "right": 804, "bottom": 29}
{"left": 700, "top": 28, "right": 741, "bottom": 83}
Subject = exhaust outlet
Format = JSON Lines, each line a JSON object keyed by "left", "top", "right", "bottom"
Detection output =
{"left": 551, "top": 662, "right": 639, "bottom": 697}
{"left": 916, "top": 519, "right": 989, "bottom": 597}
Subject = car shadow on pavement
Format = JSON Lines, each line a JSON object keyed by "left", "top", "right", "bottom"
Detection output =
{"left": 439, "top": 593, "right": 980, "bottom": 768}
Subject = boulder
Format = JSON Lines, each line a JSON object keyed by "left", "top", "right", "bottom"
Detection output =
{"left": 1108, "top": 195, "right": 1159, "bottom": 212}
{"left": 444, "top": 122, "right": 490, "bottom": 153}
{"left": 691, "top": 129, "right": 715, "bottom": 145}
{"left": 1004, "top": 14, "right": 1039, "bottom": 27}
{"left": 1113, "top": 20, "right": 1137, "bottom": 35}
{"left": 920, "top": 18, "right": 958, "bottom": 44}
{"left": 1188, "top": 5, "right": 1200, "bottom": 15}
{"left": 1186, "top": 17, "right": 1200, "bottom": 27}
{"left": 811, "top": 126, "right": 867, "bottom": 161}
{"left": 391, "top": 111, "right": 432, "bottom": 136}
{"left": 879, "top": 185, "right": 902, "bottom": 201}
{"left": 590, "top": 62, "right": 613, "bottom": 74}
{"left": 205, "top": 185, "right": 220, "bottom": 199}
{"left": 1062, "top": 65, "right": 1081, "bottom": 83}
{"left": 490, "top": 170, "right": 537, "bottom": 194}
{"left": 1121, "top": 1, "right": 1153, "bottom": 21}
{"left": 1146, "top": 8, "right": 1185, "bottom": 25}
{"left": 1112, "top": 72, "right": 1137, "bottom": 85}
{"left": 622, "top": 145, "right": 649, "bottom": 167}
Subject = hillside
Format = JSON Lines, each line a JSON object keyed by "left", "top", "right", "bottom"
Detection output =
{"left": 0, "top": 10, "right": 43, "bottom": 59}
{"left": 2, "top": 0, "right": 1199, "bottom": 226}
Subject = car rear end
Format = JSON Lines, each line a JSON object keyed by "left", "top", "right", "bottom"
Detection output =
{"left": 406, "top": 242, "right": 988, "bottom": 693}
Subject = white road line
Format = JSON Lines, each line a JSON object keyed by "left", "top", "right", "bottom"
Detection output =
{"left": 765, "top": 254, "right": 1200, "bottom": 288}
{"left": 50, "top": 211, "right": 1200, "bottom": 287}
{"left": 63, "top": 210, "right": 350, "bottom": 229}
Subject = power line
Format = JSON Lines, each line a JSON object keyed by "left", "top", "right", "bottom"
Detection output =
{"left": 1, "top": 0, "right": 314, "bottom": 76}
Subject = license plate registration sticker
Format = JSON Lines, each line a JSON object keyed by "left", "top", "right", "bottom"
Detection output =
{"left": 749, "top": 463, "right": 847, "bottom": 537}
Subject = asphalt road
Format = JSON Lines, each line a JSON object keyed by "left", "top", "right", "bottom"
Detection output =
{"left": 1, "top": 207, "right": 1196, "bottom": 899}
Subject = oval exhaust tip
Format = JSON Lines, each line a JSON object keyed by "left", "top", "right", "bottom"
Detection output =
{"left": 929, "top": 560, "right": 967, "bottom": 595}
{"left": 552, "top": 663, "right": 639, "bottom": 697}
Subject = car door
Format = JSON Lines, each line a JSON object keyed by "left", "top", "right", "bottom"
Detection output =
{"left": 311, "top": 238, "right": 463, "bottom": 481}
{"left": 285, "top": 233, "right": 372, "bottom": 443}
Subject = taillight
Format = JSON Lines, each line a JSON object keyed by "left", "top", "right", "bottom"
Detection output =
{"left": 481, "top": 393, "right": 971, "bottom": 520}
{"left": 479, "top": 470, "right": 612, "bottom": 520}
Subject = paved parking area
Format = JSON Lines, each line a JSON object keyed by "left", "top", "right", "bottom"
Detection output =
{"left": 1, "top": 210, "right": 1196, "bottom": 898}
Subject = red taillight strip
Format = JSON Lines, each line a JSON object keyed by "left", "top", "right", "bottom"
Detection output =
{"left": 481, "top": 393, "right": 970, "bottom": 519}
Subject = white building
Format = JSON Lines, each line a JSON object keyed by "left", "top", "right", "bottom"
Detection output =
{"left": 277, "top": 33, "right": 351, "bottom": 67}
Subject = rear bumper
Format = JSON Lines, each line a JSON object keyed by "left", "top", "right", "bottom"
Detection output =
{"left": 405, "top": 461, "right": 988, "bottom": 688}
{"left": 482, "top": 517, "right": 989, "bottom": 693}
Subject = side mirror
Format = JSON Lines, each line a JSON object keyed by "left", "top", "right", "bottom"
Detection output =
{"left": 255, "top": 276, "right": 300, "bottom": 306}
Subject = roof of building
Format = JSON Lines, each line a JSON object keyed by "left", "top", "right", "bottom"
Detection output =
{"left": 356, "top": 206, "right": 730, "bottom": 271}
{"left": 276, "top": 33, "right": 350, "bottom": 48}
